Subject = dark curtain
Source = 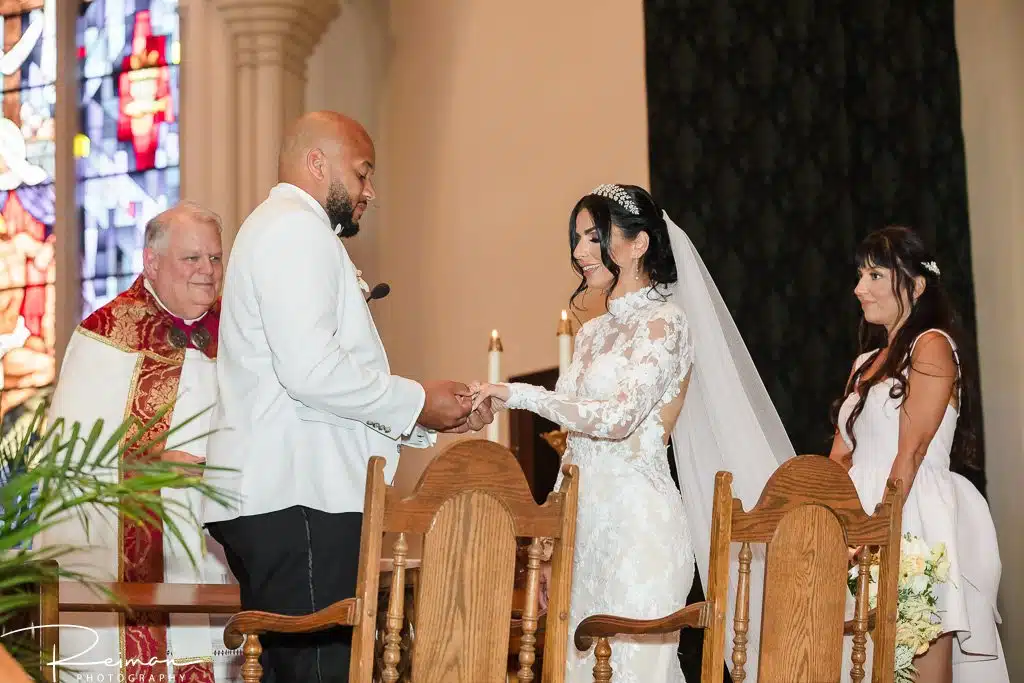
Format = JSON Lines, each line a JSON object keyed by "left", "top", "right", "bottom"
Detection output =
{"left": 644, "top": 1, "right": 982, "bottom": 677}
{"left": 645, "top": 0, "right": 982, "bottom": 482}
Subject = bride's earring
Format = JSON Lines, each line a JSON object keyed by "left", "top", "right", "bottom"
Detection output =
{"left": 634, "top": 260, "right": 640, "bottom": 281}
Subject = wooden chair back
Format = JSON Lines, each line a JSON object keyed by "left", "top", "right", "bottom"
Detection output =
{"left": 352, "top": 438, "right": 579, "bottom": 683}
{"left": 704, "top": 455, "right": 903, "bottom": 683}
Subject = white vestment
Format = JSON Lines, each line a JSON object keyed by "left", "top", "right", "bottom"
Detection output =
{"left": 36, "top": 295, "right": 241, "bottom": 682}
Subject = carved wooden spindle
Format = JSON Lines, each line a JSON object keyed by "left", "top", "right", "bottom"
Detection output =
{"left": 732, "top": 541, "right": 753, "bottom": 682}
{"left": 240, "top": 633, "right": 263, "bottom": 683}
{"left": 850, "top": 548, "right": 872, "bottom": 683}
{"left": 382, "top": 532, "right": 408, "bottom": 683}
{"left": 592, "top": 636, "right": 613, "bottom": 683}
{"left": 517, "top": 537, "right": 544, "bottom": 682}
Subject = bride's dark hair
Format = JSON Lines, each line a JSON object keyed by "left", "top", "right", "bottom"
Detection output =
{"left": 567, "top": 184, "right": 678, "bottom": 311}
{"left": 830, "top": 226, "right": 978, "bottom": 473}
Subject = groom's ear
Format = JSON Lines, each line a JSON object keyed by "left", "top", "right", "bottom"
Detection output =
{"left": 307, "top": 148, "right": 327, "bottom": 180}
{"left": 632, "top": 231, "right": 650, "bottom": 260}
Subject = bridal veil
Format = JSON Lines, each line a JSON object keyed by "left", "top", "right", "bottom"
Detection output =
{"left": 665, "top": 211, "right": 795, "bottom": 683}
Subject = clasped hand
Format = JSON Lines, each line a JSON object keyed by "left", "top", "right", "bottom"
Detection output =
{"left": 417, "top": 380, "right": 511, "bottom": 433}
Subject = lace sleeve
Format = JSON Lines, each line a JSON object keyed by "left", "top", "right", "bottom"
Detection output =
{"left": 505, "top": 308, "right": 691, "bottom": 440}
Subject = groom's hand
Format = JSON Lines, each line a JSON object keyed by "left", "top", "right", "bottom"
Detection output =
{"left": 418, "top": 380, "right": 474, "bottom": 431}
{"left": 445, "top": 395, "right": 497, "bottom": 433}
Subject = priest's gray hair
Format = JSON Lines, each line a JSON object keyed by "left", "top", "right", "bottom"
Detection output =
{"left": 144, "top": 201, "right": 223, "bottom": 252}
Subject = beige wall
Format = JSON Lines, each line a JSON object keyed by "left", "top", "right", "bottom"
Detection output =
{"left": 307, "top": 0, "right": 650, "bottom": 486}
{"left": 381, "top": 0, "right": 649, "bottom": 482}
{"left": 956, "top": 0, "right": 1024, "bottom": 672}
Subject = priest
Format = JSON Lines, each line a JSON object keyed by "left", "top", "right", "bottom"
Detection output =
{"left": 37, "top": 201, "right": 238, "bottom": 683}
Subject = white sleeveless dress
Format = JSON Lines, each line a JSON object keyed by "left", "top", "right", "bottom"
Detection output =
{"left": 506, "top": 287, "right": 693, "bottom": 683}
{"left": 837, "top": 329, "right": 1007, "bottom": 682}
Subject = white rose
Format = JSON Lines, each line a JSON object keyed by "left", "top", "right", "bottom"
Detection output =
{"left": 909, "top": 573, "right": 929, "bottom": 595}
{"left": 905, "top": 535, "right": 930, "bottom": 558}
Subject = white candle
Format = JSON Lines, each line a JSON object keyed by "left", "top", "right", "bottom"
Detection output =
{"left": 487, "top": 329, "right": 502, "bottom": 442}
{"left": 557, "top": 310, "right": 572, "bottom": 378}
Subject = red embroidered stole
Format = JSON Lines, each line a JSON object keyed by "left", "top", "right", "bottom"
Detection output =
{"left": 79, "top": 276, "right": 219, "bottom": 683}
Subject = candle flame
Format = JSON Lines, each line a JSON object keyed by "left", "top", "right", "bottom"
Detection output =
{"left": 488, "top": 328, "right": 503, "bottom": 352}
{"left": 557, "top": 310, "right": 572, "bottom": 336}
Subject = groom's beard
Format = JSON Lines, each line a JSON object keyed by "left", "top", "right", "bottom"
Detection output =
{"left": 326, "top": 182, "right": 359, "bottom": 237}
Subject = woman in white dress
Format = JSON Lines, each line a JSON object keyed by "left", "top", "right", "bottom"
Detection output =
{"left": 474, "top": 184, "right": 794, "bottom": 683}
{"left": 830, "top": 226, "right": 1007, "bottom": 683}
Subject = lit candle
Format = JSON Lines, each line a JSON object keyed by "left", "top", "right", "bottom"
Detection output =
{"left": 487, "top": 329, "right": 502, "bottom": 442}
{"left": 557, "top": 310, "right": 573, "bottom": 378}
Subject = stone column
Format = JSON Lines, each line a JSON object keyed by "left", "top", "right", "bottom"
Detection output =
{"left": 53, "top": 0, "right": 81, "bottom": 368}
{"left": 213, "top": 0, "right": 341, "bottom": 231}
{"left": 179, "top": 0, "right": 237, "bottom": 251}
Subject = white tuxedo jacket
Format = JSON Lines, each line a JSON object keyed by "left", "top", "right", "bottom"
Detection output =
{"left": 204, "top": 183, "right": 432, "bottom": 523}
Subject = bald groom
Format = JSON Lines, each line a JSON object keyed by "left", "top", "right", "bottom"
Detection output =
{"left": 204, "top": 111, "right": 492, "bottom": 682}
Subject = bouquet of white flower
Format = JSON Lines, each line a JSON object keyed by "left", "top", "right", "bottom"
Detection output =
{"left": 847, "top": 532, "right": 951, "bottom": 683}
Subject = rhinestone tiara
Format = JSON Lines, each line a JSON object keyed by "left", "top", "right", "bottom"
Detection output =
{"left": 922, "top": 261, "right": 940, "bottom": 276}
{"left": 590, "top": 183, "right": 640, "bottom": 215}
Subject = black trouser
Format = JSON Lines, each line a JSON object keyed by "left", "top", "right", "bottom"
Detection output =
{"left": 208, "top": 506, "right": 362, "bottom": 683}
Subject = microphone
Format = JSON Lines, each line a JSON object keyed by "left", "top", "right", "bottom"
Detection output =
{"left": 365, "top": 282, "right": 391, "bottom": 303}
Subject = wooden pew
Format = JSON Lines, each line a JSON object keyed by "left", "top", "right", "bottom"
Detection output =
{"left": 33, "top": 559, "right": 421, "bottom": 682}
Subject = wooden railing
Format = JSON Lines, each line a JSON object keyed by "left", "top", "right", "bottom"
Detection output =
{"left": 52, "top": 581, "right": 241, "bottom": 614}
{"left": 27, "top": 554, "right": 543, "bottom": 682}
{"left": 28, "top": 559, "right": 415, "bottom": 682}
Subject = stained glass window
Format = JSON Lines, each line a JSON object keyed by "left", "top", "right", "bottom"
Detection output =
{"left": 77, "top": 0, "right": 180, "bottom": 316}
{"left": 0, "top": 1, "right": 58, "bottom": 437}
{"left": 0, "top": 0, "right": 180, "bottom": 435}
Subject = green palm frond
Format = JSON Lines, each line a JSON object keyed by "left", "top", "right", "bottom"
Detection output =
{"left": 0, "top": 399, "right": 237, "bottom": 680}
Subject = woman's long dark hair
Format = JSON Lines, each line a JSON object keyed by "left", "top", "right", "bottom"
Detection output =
{"left": 567, "top": 185, "right": 677, "bottom": 311}
{"left": 830, "top": 226, "right": 979, "bottom": 472}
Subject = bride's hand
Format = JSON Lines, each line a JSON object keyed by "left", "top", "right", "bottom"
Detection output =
{"left": 472, "top": 383, "right": 510, "bottom": 411}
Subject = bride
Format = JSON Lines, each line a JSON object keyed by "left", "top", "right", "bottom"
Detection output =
{"left": 473, "top": 184, "right": 793, "bottom": 682}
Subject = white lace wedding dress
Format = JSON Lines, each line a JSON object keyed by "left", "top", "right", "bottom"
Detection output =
{"left": 837, "top": 329, "right": 1007, "bottom": 682}
{"left": 505, "top": 287, "right": 693, "bottom": 683}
